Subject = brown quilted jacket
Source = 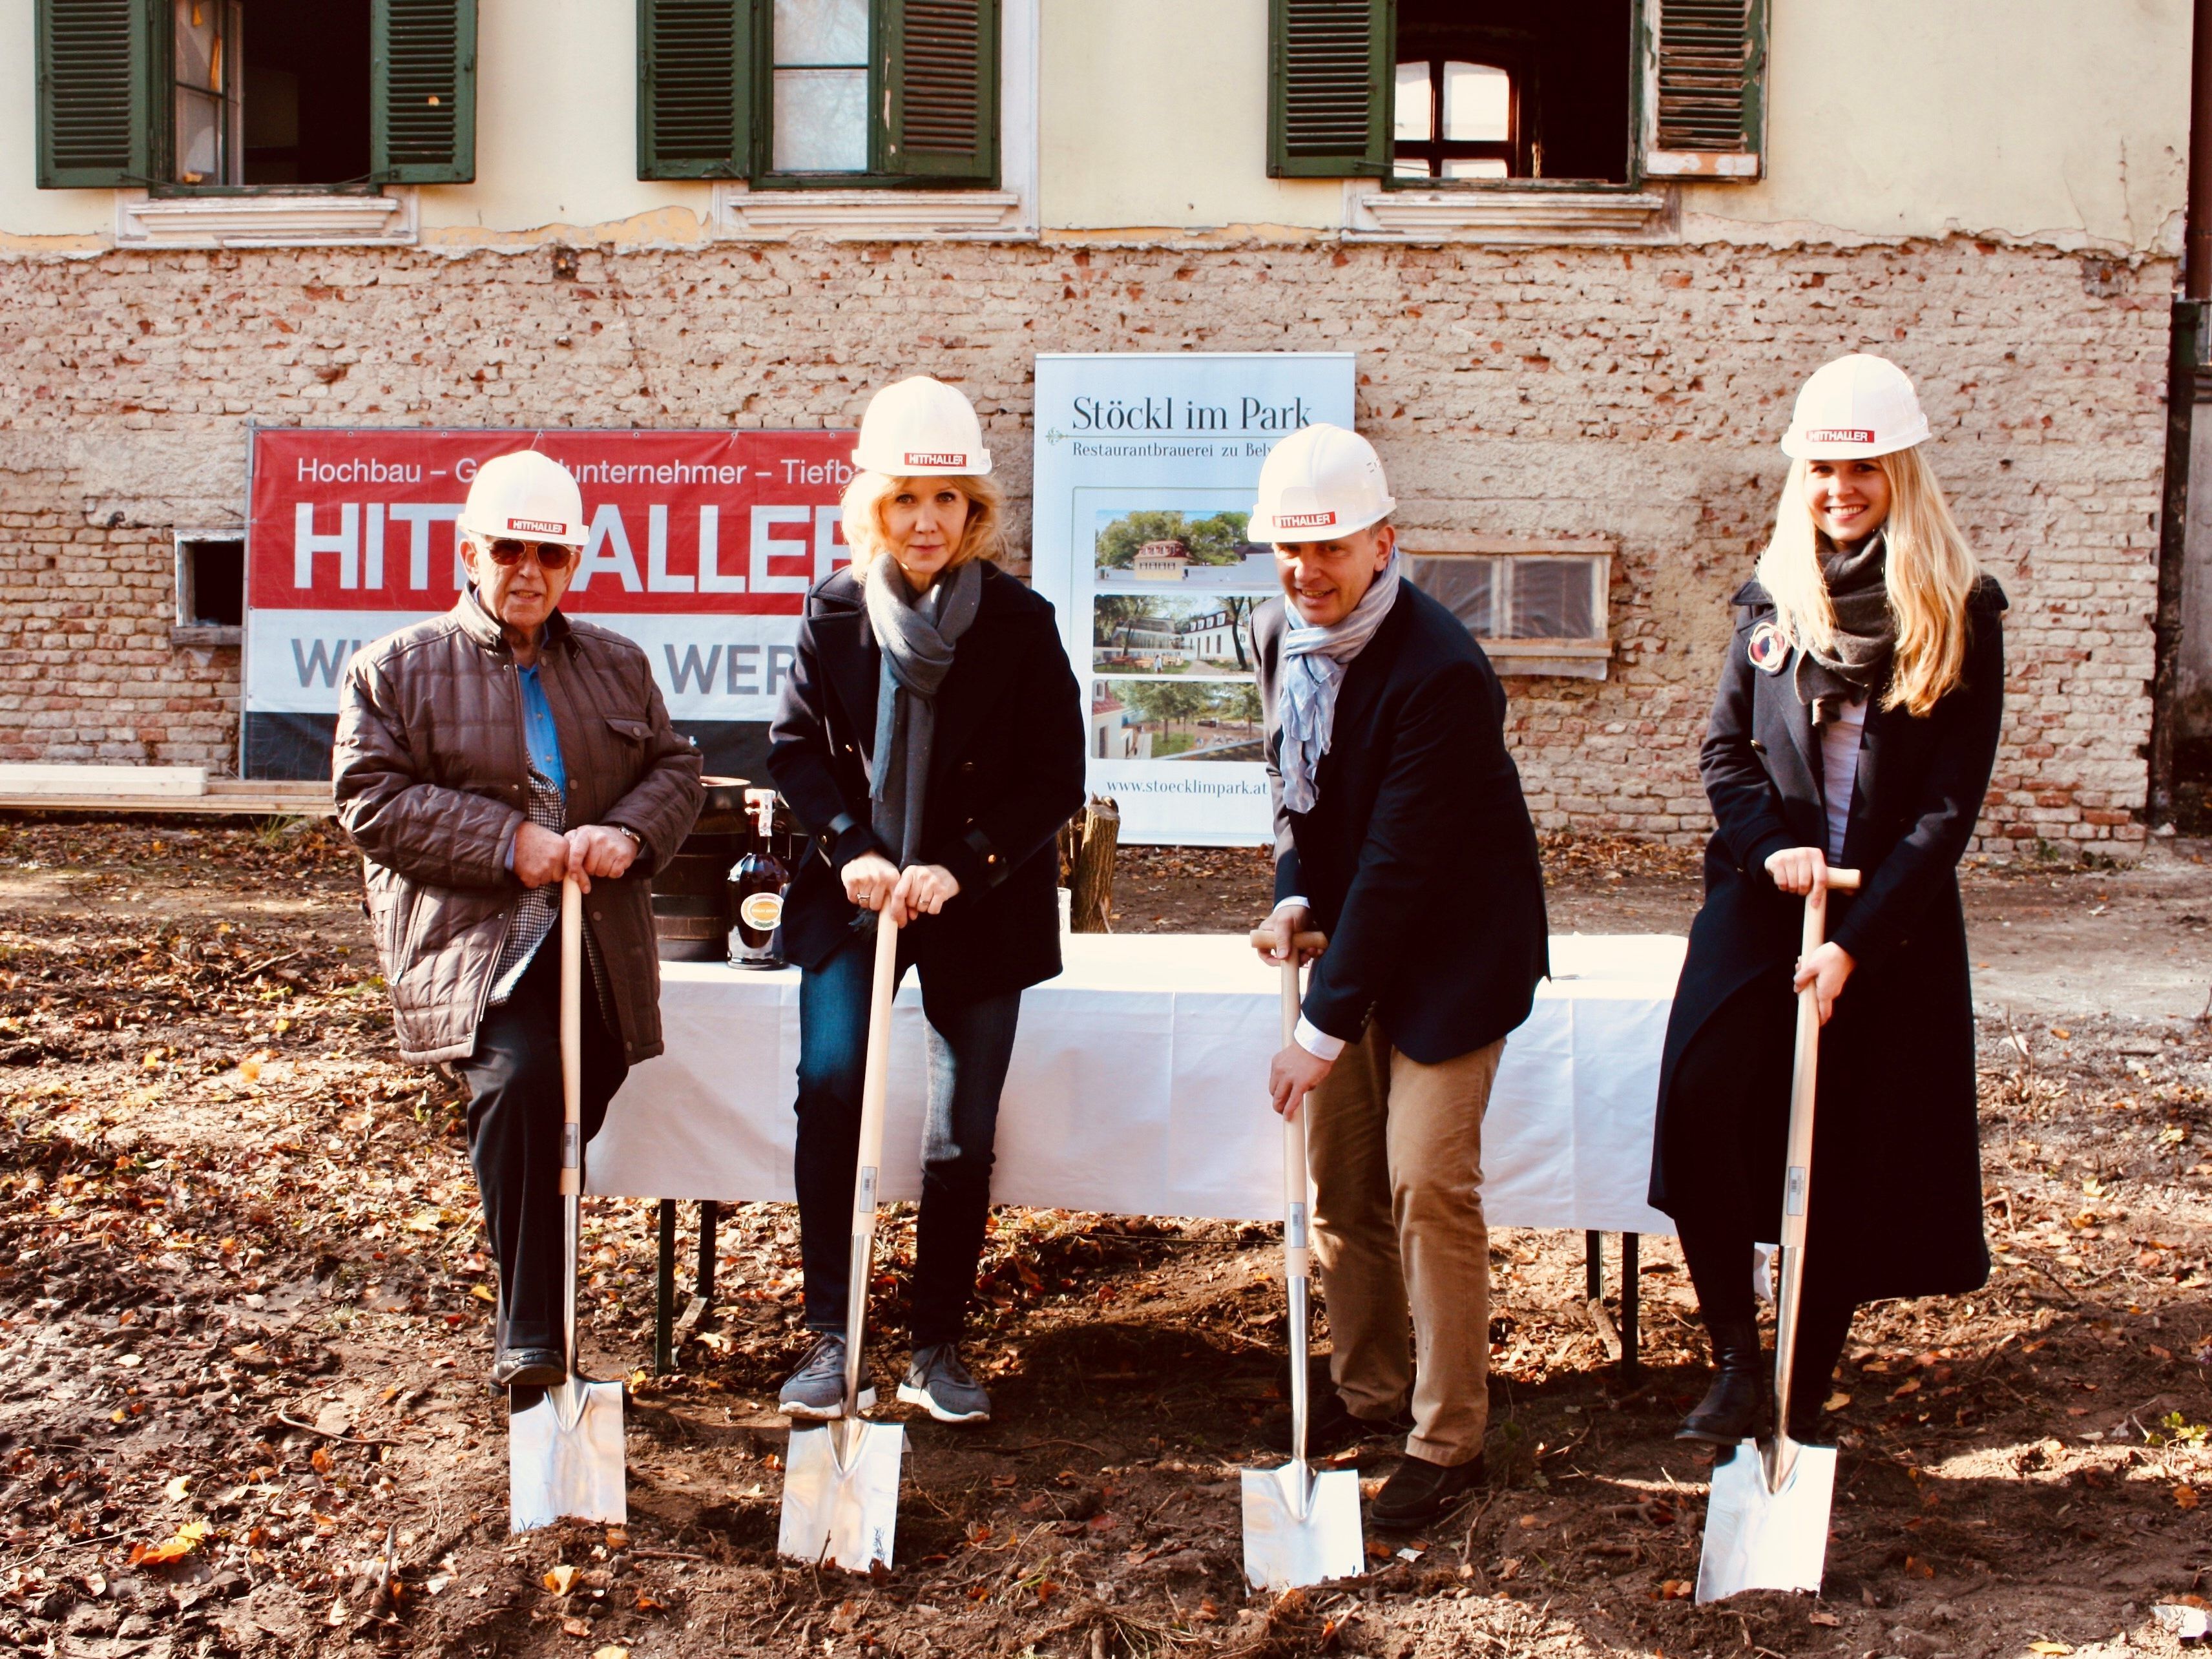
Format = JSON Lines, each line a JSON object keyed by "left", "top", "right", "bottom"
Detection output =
{"left": 333, "top": 594, "right": 702, "bottom": 1065}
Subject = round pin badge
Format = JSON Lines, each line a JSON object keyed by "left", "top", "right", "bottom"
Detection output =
{"left": 1746, "top": 622, "right": 1789, "bottom": 674}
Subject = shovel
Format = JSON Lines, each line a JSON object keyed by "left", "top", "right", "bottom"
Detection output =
{"left": 778, "top": 910, "right": 907, "bottom": 1571}
{"left": 510, "top": 875, "right": 627, "bottom": 1532}
{"left": 1241, "top": 927, "right": 1364, "bottom": 1592}
{"left": 1696, "top": 866, "right": 1862, "bottom": 1603}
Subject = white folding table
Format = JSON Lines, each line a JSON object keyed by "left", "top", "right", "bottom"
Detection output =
{"left": 589, "top": 933, "right": 1685, "bottom": 1373}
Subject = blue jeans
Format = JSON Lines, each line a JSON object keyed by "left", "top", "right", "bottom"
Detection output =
{"left": 794, "top": 931, "right": 1022, "bottom": 1348}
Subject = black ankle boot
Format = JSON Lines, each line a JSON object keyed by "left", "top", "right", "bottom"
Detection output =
{"left": 1676, "top": 1317, "right": 1766, "bottom": 1445}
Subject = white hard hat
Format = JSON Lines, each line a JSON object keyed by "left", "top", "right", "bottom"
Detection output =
{"left": 1249, "top": 423, "right": 1395, "bottom": 543}
{"left": 1781, "top": 353, "right": 1932, "bottom": 460}
{"left": 851, "top": 375, "right": 992, "bottom": 476}
{"left": 457, "top": 450, "right": 588, "bottom": 545}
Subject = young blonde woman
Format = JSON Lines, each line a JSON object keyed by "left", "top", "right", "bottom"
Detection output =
{"left": 1651, "top": 353, "right": 2007, "bottom": 1446}
{"left": 767, "top": 377, "right": 1085, "bottom": 1423}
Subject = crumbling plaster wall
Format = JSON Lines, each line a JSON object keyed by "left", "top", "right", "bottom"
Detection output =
{"left": 0, "top": 235, "right": 2169, "bottom": 851}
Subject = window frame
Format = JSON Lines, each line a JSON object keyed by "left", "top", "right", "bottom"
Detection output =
{"left": 1389, "top": 52, "right": 1523, "bottom": 184}
{"left": 747, "top": 0, "right": 999, "bottom": 193}
{"left": 1381, "top": 5, "right": 1636, "bottom": 193}
{"left": 36, "top": 0, "right": 475, "bottom": 207}
{"left": 172, "top": 529, "right": 245, "bottom": 648}
{"left": 1401, "top": 537, "right": 1616, "bottom": 680}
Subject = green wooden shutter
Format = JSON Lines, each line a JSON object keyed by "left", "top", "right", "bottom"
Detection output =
{"left": 35, "top": 0, "right": 154, "bottom": 189}
{"left": 1642, "top": 0, "right": 1766, "bottom": 179}
{"left": 1268, "top": 0, "right": 1390, "bottom": 179}
{"left": 884, "top": 0, "right": 999, "bottom": 183}
{"left": 371, "top": 0, "right": 477, "bottom": 183}
{"left": 638, "top": 0, "right": 749, "bottom": 179}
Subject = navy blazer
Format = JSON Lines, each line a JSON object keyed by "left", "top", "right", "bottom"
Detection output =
{"left": 767, "top": 562, "right": 1086, "bottom": 1003}
{"left": 1254, "top": 583, "right": 1549, "bottom": 1065}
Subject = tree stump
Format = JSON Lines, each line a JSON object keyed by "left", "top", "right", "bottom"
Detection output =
{"left": 1068, "top": 796, "right": 1120, "bottom": 933}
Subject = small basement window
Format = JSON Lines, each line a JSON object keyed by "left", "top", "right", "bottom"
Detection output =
{"left": 1392, "top": 0, "right": 1633, "bottom": 184}
{"left": 174, "top": 532, "right": 245, "bottom": 647}
{"left": 168, "top": 0, "right": 373, "bottom": 189}
{"left": 1405, "top": 538, "right": 1614, "bottom": 679}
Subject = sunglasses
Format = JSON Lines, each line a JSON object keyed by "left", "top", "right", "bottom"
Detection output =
{"left": 484, "top": 537, "right": 577, "bottom": 570}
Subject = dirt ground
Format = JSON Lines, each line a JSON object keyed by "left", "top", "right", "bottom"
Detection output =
{"left": 2, "top": 818, "right": 2209, "bottom": 1659}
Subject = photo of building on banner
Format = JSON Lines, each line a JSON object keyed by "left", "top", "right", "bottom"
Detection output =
{"left": 1031, "top": 353, "right": 1357, "bottom": 843}
{"left": 242, "top": 428, "right": 856, "bottom": 780}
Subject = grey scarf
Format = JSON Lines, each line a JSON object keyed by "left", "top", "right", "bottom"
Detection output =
{"left": 1276, "top": 554, "right": 1403, "bottom": 815}
{"left": 1791, "top": 532, "right": 1894, "bottom": 728}
{"left": 863, "top": 554, "right": 983, "bottom": 876}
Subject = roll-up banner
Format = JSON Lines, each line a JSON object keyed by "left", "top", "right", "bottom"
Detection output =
{"left": 242, "top": 427, "right": 854, "bottom": 780}
{"left": 1028, "top": 353, "right": 1357, "bottom": 845}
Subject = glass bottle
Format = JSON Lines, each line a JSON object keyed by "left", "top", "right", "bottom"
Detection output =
{"left": 726, "top": 788, "right": 790, "bottom": 969}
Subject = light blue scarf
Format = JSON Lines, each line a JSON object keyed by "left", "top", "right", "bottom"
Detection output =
{"left": 1276, "top": 554, "right": 1403, "bottom": 815}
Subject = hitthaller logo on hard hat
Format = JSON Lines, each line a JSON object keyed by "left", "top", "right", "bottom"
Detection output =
{"left": 505, "top": 517, "right": 569, "bottom": 537}
{"left": 1803, "top": 428, "right": 1875, "bottom": 446}
{"left": 903, "top": 452, "right": 970, "bottom": 470}
{"left": 1274, "top": 511, "right": 1337, "bottom": 530}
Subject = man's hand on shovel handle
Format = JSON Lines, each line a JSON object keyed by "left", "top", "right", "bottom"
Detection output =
{"left": 1254, "top": 903, "right": 1322, "bottom": 966}
{"left": 1269, "top": 1042, "right": 1332, "bottom": 1120}
{"left": 512, "top": 822, "right": 570, "bottom": 890}
{"left": 563, "top": 824, "right": 639, "bottom": 894}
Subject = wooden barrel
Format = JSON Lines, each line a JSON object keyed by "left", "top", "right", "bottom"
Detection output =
{"left": 651, "top": 776, "right": 747, "bottom": 962}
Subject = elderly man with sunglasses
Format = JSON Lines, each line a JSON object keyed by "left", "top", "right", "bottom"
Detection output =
{"left": 334, "top": 450, "right": 700, "bottom": 1390}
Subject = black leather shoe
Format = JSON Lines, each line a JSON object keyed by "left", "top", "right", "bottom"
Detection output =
{"left": 1278, "top": 1388, "right": 1412, "bottom": 1459}
{"left": 1370, "top": 1454, "right": 1486, "bottom": 1529}
{"left": 492, "top": 1347, "right": 567, "bottom": 1389}
{"left": 1676, "top": 1315, "right": 1766, "bottom": 1445}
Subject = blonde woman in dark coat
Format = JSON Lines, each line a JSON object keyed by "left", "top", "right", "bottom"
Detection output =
{"left": 1651, "top": 355, "right": 2007, "bottom": 1446}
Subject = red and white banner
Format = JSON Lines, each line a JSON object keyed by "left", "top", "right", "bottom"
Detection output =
{"left": 245, "top": 428, "right": 857, "bottom": 720}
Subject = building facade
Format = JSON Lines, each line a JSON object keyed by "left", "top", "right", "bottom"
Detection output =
{"left": 0, "top": 0, "right": 2190, "bottom": 852}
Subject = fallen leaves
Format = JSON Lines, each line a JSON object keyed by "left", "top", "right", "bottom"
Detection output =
{"left": 2176, "top": 1484, "right": 2200, "bottom": 1510}
{"left": 129, "top": 1519, "right": 209, "bottom": 1566}
{"left": 544, "top": 1563, "right": 581, "bottom": 1595}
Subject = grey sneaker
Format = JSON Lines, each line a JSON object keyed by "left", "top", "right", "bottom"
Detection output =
{"left": 778, "top": 1333, "right": 851, "bottom": 1419}
{"left": 897, "top": 1343, "right": 990, "bottom": 1423}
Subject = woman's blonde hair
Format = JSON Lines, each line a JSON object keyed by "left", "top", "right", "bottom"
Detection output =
{"left": 839, "top": 470, "right": 1006, "bottom": 574}
{"left": 1753, "top": 445, "right": 1981, "bottom": 716}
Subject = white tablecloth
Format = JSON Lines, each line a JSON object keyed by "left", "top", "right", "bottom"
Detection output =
{"left": 589, "top": 934, "right": 1683, "bottom": 1236}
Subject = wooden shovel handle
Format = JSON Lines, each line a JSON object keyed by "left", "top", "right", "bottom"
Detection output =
{"left": 1824, "top": 868, "right": 1862, "bottom": 892}
{"left": 559, "top": 876, "right": 583, "bottom": 1198}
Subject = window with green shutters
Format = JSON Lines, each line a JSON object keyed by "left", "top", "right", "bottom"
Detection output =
{"left": 1266, "top": 0, "right": 1765, "bottom": 185}
{"left": 33, "top": 0, "right": 475, "bottom": 191}
{"left": 637, "top": 0, "right": 998, "bottom": 187}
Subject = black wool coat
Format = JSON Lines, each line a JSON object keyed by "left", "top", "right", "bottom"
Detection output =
{"left": 1651, "top": 576, "right": 2009, "bottom": 1303}
{"left": 1254, "top": 584, "right": 1549, "bottom": 1065}
{"left": 767, "top": 561, "right": 1087, "bottom": 1005}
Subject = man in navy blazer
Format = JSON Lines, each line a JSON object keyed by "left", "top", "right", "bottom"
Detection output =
{"left": 1251, "top": 424, "right": 1548, "bottom": 1528}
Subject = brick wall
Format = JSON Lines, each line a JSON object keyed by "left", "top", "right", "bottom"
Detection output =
{"left": 0, "top": 236, "right": 2171, "bottom": 851}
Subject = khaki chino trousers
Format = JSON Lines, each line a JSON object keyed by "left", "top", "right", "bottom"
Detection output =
{"left": 1307, "top": 1023, "right": 1503, "bottom": 1468}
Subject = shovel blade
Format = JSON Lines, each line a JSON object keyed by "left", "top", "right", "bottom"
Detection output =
{"left": 1696, "top": 1439, "right": 1837, "bottom": 1603}
{"left": 778, "top": 1421, "right": 905, "bottom": 1572}
{"left": 509, "top": 1379, "right": 627, "bottom": 1534}
{"left": 1240, "top": 1462, "right": 1364, "bottom": 1591}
